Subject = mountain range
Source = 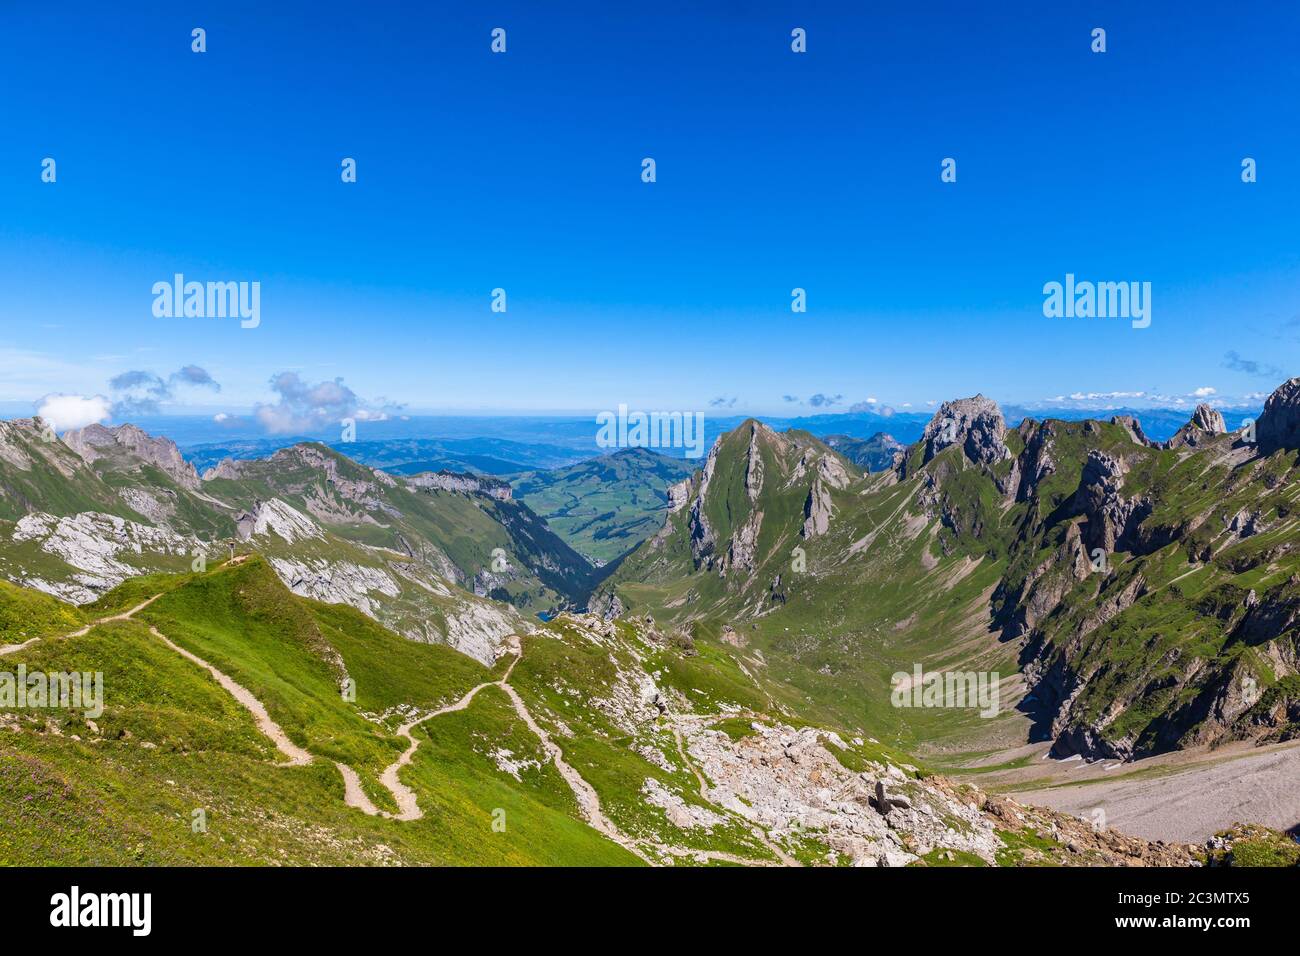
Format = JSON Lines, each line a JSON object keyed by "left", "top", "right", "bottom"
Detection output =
{"left": 2, "top": 383, "right": 1299, "bottom": 866}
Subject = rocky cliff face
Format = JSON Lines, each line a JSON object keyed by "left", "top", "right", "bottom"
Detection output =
{"left": 1072, "top": 451, "right": 1151, "bottom": 553}
{"left": 64, "top": 423, "right": 201, "bottom": 490}
{"left": 405, "top": 470, "right": 513, "bottom": 500}
{"left": 918, "top": 395, "right": 1009, "bottom": 469}
{"left": 1256, "top": 377, "right": 1300, "bottom": 452}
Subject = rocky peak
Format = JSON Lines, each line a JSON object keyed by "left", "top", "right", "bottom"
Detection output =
{"left": 919, "top": 395, "right": 1009, "bottom": 468}
{"left": 1256, "top": 377, "right": 1300, "bottom": 452}
{"left": 1164, "top": 403, "right": 1229, "bottom": 450}
{"left": 1189, "top": 403, "right": 1227, "bottom": 435}
{"left": 0, "top": 418, "right": 84, "bottom": 476}
{"left": 1110, "top": 415, "right": 1154, "bottom": 447}
{"left": 62, "top": 422, "right": 200, "bottom": 490}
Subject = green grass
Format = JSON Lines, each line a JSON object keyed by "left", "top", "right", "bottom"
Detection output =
{"left": 0, "top": 558, "right": 643, "bottom": 865}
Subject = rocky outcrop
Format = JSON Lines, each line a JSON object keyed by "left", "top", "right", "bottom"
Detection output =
{"left": 665, "top": 478, "right": 691, "bottom": 514}
{"left": 243, "top": 499, "right": 323, "bottom": 544}
{"left": 744, "top": 425, "right": 765, "bottom": 502}
{"left": 802, "top": 479, "right": 833, "bottom": 538}
{"left": 1190, "top": 403, "right": 1227, "bottom": 435}
{"left": 1256, "top": 377, "right": 1300, "bottom": 452}
{"left": 1011, "top": 420, "right": 1056, "bottom": 501}
{"left": 1072, "top": 451, "right": 1151, "bottom": 553}
{"left": 405, "top": 470, "right": 512, "bottom": 501}
{"left": 686, "top": 446, "right": 719, "bottom": 569}
{"left": 9, "top": 511, "right": 202, "bottom": 603}
{"left": 725, "top": 509, "right": 764, "bottom": 572}
{"left": 1111, "top": 415, "right": 1154, "bottom": 447}
{"left": 916, "top": 395, "right": 1009, "bottom": 470}
{"left": 817, "top": 453, "right": 851, "bottom": 489}
{"left": 0, "top": 418, "right": 86, "bottom": 477}
{"left": 1164, "top": 404, "right": 1228, "bottom": 449}
{"left": 588, "top": 589, "right": 626, "bottom": 621}
{"left": 269, "top": 556, "right": 401, "bottom": 618}
{"left": 63, "top": 423, "right": 201, "bottom": 490}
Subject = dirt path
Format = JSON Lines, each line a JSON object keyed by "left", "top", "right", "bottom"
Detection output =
{"left": 142, "top": 618, "right": 467, "bottom": 817}
{"left": 378, "top": 680, "right": 500, "bottom": 820}
{"left": 0, "top": 593, "right": 162, "bottom": 657}
{"left": 117, "top": 616, "right": 796, "bottom": 863}
{"left": 147, "top": 625, "right": 313, "bottom": 766}
{"left": 496, "top": 680, "right": 653, "bottom": 864}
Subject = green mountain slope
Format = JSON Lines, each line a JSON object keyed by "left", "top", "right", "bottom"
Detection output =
{"left": 511, "top": 448, "right": 696, "bottom": 564}
{"left": 598, "top": 383, "right": 1300, "bottom": 766}
{"left": 1, "top": 552, "right": 1221, "bottom": 866}
{"left": 0, "top": 421, "right": 599, "bottom": 660}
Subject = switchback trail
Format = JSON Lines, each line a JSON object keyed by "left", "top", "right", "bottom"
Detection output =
{"left": 113, "top": 614, "right": 780, "bottom": 864}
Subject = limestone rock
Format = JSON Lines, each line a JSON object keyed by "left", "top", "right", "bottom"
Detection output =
{"left": 1256, "top": 377, "right": 1300, "bottom": 452}
{"left": 918, "top": 395, "right": 1009, "bottom": 469}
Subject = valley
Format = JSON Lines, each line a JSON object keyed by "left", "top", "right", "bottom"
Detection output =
{"left": 3, "top": 380, "right": 1300, "bottom": 866}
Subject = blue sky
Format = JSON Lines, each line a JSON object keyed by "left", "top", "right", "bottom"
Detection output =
{"left": 2, "top": 1, "right": 1298, "bottom": 428}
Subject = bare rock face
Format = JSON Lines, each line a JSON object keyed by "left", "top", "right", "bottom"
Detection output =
{"left": 1011, "top": 420, "right": 1056, "bottom": 501}
{"left": 246, "top": 499, "right": 323, "bottom": 544}
{"left": 665, "top": 478, "right": 691, "bottom": 514}
{"left": 725, "top": 509, "right": 764, "bottom": 572}
{"left": 588, "top": 589, "right": 626, "bottom": 621}
{"left": 744, "top": 424, "right": 765, "bottom": 502}
{"left": 10, "top": 511, "right": 202, "bottom": 603}
{"left": 1073, "top": 450, "right": 1151, "bottom": 553}
{"left": 0, "top": 418, "right": 87, "bottom": 477}
{"left": 1256, "top": 377, "right": 1300, "bottom": 452}
{"left": 802, "top": 479, "right": 833, "bottom": 538}
{"left": 1111, "top": 415, "right": 1154, "bottom": 447}
{"left": 1190, "top": 403, "right": 1227, "bottom": 435}
{"left": 686, "top": 444, "right": 720, "bottom": 569}
{"left": 1165, "top": 404, "right": 1229, "bottom": 449}
{"left": 918, "top": 395, "right": 1009, "bottom": 469}
{"left": 405, "top": 470, "right": 512, "bottom": 500}
{"left": 63, "top": 423, "right": 200, "bottom": 490}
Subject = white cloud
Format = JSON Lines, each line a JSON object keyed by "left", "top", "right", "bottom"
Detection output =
{"left": 1192, "top": 386, "right": 1217, "bottom": 398}
{"left": 1064, "top": 391, "right": 1146, "bottom": 402}
{"left": 36, "top": 394, "right": 111, "bottom": 431}
{"left": 213, "top": 412, "right": 229, "bottom": 422}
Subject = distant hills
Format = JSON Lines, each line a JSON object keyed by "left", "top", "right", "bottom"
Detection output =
{"left": 511, "top": 448, "right": 696, "bottom": 565}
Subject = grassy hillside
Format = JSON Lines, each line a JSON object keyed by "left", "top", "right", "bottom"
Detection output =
{"left": 0, "top": 557, "right": 636, "bottom": 865}
{"left": 601, "top": 407, "right": 1300, "bottom": 765}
